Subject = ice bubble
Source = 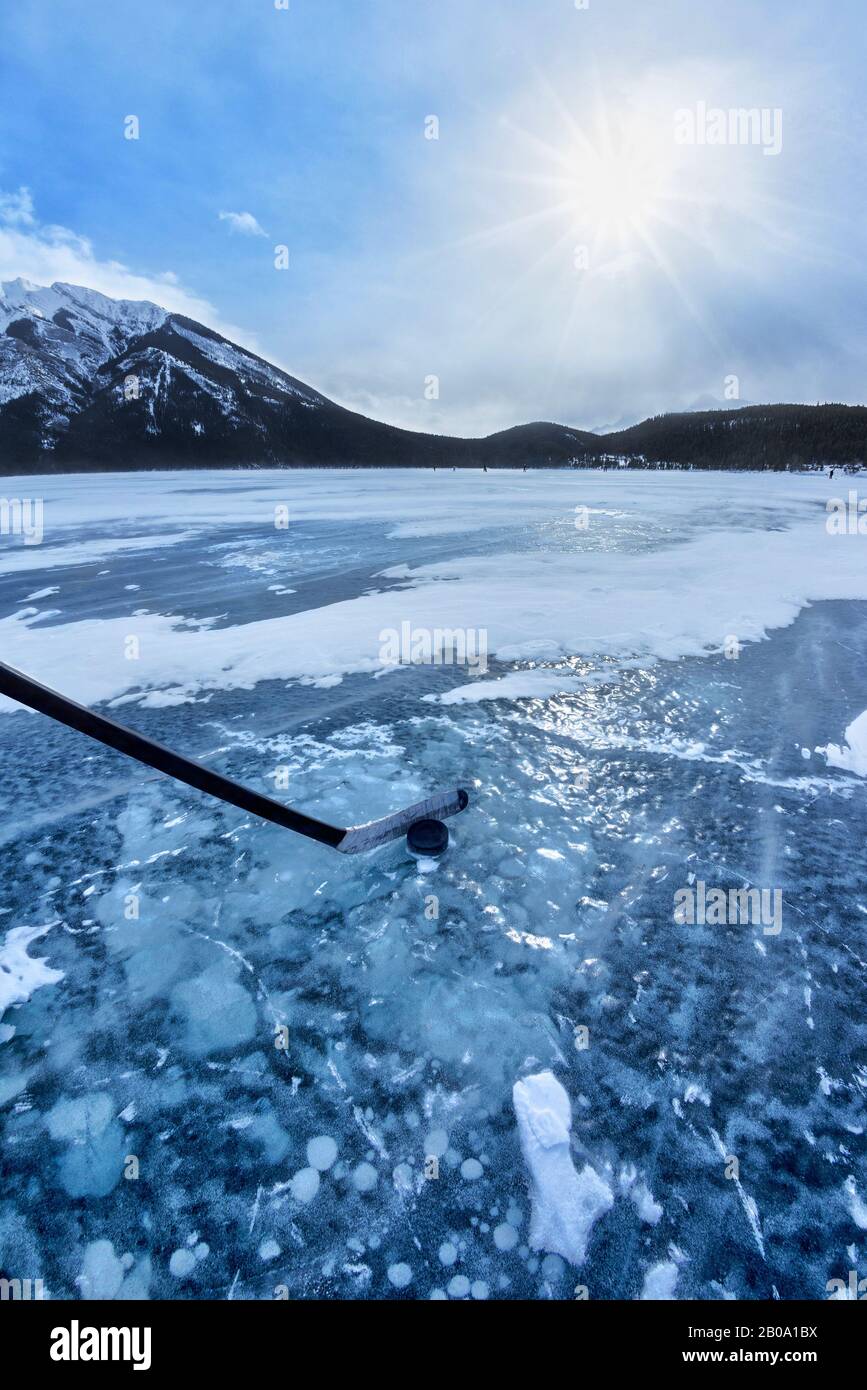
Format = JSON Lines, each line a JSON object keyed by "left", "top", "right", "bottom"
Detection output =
{"left": 169, "top": 1248, "right": 197, "bottom": 1279}
{"left": 352, "top": 1161, "right": 378, "bottom": 1193}
{"left": 438, "top": 1242, "right": 458, "bottom": 1266}
{"left": 290, "top": 1167, "right": 320, "bottom": 1204}
{"left": 471, "top": 1280, "right": 489, "bottom": 1300}
{"left": 494, "top": 1223, "right": 518, "bottom": 1251}
{"left": 78, "top": 1240, "right": 125, "bottom": 1299}
{"left": 45, "top": 1092, "right": 125, "bottom": 1198}
{"left": 259, "top": 1239, "right": 281, "bottom": 1261}
{"left": 447, "top": 1274, "right": 471, "bottom": 1298}
{"left": 387, "top": 1262, "right": 412, "bottom": 1288}
{"left": 307, "top": 1135, "right": 338, "bottom": 1171}
{"left": 424, "top": 1128, "right": 449, "bottom": 1157}
{"left": 245, "top": 1111, "right": 290, "bottom": 1165}
{"left": 460, "top": 1158, "right": 483, "bottom": 1181}
{"left": 170, "top": 960, "right": 257, "bottom": 1058}
{"left": 497, "top": 858, "right": 525, "bottom": 879}
{"left": 392, "top": 1162, "right": 414, "bottom": 1191}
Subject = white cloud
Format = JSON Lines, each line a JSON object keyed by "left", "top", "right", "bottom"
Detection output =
{"left": 0, "top": 185, "right": 36, "bottom": 227}
{"left": 218, "top": 210, "right": 267, "bottom": 238}
{"left": 0, "top": 188, "right": 259, "bottom": 352}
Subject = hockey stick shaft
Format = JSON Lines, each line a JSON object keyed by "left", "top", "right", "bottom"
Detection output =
{"left": 0, "top": 661, "right": 469, "bottom": 854}
{"left": 0, "top": 660, "right": 344, "bottom": 847}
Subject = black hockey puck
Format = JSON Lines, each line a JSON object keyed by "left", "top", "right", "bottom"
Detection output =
{"left": 407, "top": 817, "right": 449, "bottom": 857}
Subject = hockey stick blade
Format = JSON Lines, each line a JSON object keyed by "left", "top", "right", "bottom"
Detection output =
{"left": 336, "top": 787, "right": 470, "bottom": 854}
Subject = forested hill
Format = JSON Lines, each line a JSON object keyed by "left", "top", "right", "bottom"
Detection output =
{"left": 593, "top": 404, "right": 867, "bottom": 471}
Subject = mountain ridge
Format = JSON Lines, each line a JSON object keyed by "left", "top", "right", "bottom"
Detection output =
{"left": 1, "top": 279, "right": 864, "bottom": 474}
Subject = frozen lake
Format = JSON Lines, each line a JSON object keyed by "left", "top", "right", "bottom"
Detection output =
{"left": 1, "top": 468, "right": 866, "bottom": 1301}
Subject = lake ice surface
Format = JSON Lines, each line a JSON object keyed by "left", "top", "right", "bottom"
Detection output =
{"left": 0, "top": 468, "right": 865, "bottom": 1301}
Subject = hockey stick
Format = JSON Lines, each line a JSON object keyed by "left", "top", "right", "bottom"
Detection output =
{"left": 0, "top": 661, "right": 469, "bottom": 855}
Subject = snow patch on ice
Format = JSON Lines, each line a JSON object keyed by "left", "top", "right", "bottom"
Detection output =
{"left": 640, "top": 1260, "right": 679, "bottom": 1300}
{"left": 821, "top": 709, "right": 867, "bottom": 777}
{"left": 425, "top": 669, "right": 587, "bottom": 705}
{"left": 0, "top": 531, "right": 194, "bottom": 577}
{"left": 513, "top": 1070, "right": 613, "bottom": 1266}
{"left": 0, "top": 922, "right": 64, "bottom": 1035}
{"left": 844, "top": 1176, "right": 867, "bottom": 1229}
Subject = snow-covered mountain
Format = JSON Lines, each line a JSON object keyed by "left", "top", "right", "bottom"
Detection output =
{"left": 0, "top": 278, "right": 595, "bottom": 473}
{"left": 0, "top": 277, "right": 338, "bottom": 469}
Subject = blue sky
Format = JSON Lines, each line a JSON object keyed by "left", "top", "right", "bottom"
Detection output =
{"left": 0, "top": 0, "right": 865, "bottom": 435}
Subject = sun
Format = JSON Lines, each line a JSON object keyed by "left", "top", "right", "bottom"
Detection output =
{"left": 568, "top": 139, "right": 669, "bottom": 238}
{"left": 437, "top": 83, "right": 732, "bottom": 339}
{"left": 541, "top": 95, "right": 691, "bottom": 258}
{"left": 466, "top": 91, "right": 693, "bottom": 275}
